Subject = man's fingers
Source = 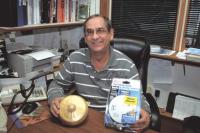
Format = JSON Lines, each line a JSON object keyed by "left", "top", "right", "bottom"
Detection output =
{"left": 50, "top": 105, "right": 59, "bottom": 117}
{"left": 50, "top": 97, "right": 63, "bottom": 117}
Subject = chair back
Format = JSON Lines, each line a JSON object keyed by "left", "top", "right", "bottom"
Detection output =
{"left": 111, "top": 38, "right": 150, "bottom": 93}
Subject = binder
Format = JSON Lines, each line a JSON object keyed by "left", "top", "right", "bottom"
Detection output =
{"left": 41, "top": 0, "right": 51, "bottom": 23}
{"left": 57, "top": 0, "right": 65, "bottom": 22}
{"left": 0, "top": 0, "right": 17, "bottom": 27}
{"left": 17, "top": 0, "right": 27, "bottom": 26}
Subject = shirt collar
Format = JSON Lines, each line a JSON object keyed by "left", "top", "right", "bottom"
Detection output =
{"left": 81, "top": 46, "right": 116, "bottom": 70}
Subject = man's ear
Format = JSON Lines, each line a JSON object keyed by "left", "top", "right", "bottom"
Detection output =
{"left": 110, "top": 28, "right": 114, "bottom": 40}
{"left": 84, "top": 37, "right": 86, "bottom": 43}
{"left": 83, "top": 37, "right": 88, "bottom": 47}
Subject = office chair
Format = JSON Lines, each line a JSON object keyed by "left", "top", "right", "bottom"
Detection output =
{"left": 182, "top": 116, "right": 200, "bottom": 133}
{"left": 79, "top": 37, "right": 161, "bottom": 131}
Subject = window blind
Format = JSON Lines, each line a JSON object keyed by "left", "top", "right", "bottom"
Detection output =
{"left": 111, "top": 0, "right": 178, "bottom": 49}
{"left": 185, "top": 0, "right": 200, "bottom": 48}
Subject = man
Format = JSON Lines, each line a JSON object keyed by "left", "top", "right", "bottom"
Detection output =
{"left": 47, "top": 14, "right": 150, "bottom": 132}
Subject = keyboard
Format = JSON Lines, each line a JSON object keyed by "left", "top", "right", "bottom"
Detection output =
{"left": 0, "top": 86, "right": 47, "bottom": 105}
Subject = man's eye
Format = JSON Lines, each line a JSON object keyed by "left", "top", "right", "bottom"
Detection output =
{"left": 85, "top": 28, "right": 107, "bottom": 36}
{"left": 96, "top": 28, "right": 106, "bottom": 34}
{"left": 86, "top": 30, "right": 94, "bottom": 35}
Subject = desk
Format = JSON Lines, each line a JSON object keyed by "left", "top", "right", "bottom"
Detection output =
{"left": 7, "top": 103, "right": 158, "bottom": 133}
{"left": 159, "top": 108, "right": 183, "bottom": 133}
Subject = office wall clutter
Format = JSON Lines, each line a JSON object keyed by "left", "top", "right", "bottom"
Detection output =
{"left": 3, "top": 26, "right": 200, "bottom": 117}
{"left": 4, "top": 26, "right": 83, "bottom": 78}
{"left": 148, "top": 58, "right": 174, "bottom": 108}
{"left": 148, "top": 58, "right": 200, "bottom": 109}
{"left": 5, "top": 26, "right": 83, "bottom": 50}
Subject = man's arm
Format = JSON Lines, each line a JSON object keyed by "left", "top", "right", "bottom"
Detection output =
{"left": 47, "top": 57, "right": 74, "bottom": 105}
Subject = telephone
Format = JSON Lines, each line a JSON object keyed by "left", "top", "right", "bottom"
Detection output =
{"left": 0, "top": 84, "right": 47, "bottom": 105}
{"left": 0, "top": 103, "right": 7, "bottom": 133}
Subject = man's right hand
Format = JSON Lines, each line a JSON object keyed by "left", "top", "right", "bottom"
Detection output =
{"left": 50, "top": 97, "right": 63, "bottom": 117}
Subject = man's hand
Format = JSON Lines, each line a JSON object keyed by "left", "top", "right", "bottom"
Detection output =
{"left": 132, "top": 109, "right": 151, "bottom": 133}
{"left": 50, "top": 97, "right": 63, "bottom": 117}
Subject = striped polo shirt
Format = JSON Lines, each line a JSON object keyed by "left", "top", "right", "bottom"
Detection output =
{"left": 47, "top": 47, "right": 149, "bottom": 112}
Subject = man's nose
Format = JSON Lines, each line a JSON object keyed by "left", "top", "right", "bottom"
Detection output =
{"left": 91, "top": 31, "right": 99, "bottom": 39}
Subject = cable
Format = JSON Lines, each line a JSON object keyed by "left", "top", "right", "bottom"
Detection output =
{"left": 7, "top": 80, "right": 35, "bottom": 115}
{"left": 7, "top": 71, "right": 48, "bottom": 115}
{"left": 7, "top": 116, "right": 20, "bottom": 133}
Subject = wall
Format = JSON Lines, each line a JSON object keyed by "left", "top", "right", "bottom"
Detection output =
{"left": 5, "top": 26, "right": 84, "bottom": 51}
{"left": 148, "top": 58, "right": 200, "bottom": 108}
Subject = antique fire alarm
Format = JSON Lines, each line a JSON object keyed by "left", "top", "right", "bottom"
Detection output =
{"left": 59, "top": 95, "right": 88, "bottom": 126}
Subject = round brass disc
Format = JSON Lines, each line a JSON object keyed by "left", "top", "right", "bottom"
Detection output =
{"left": 59, "top": 95, "right": 88, "bottom": 126}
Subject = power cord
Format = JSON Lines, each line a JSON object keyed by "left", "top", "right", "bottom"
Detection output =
{"left": 7, "top": 115, "right": 20, "bottom": 133}
{"left": 155, "top": 90, "right": 160, "bottom": 101}
{"left": 6, "top": 80, "right": 35, "bottom": 132}
{"left": 7, "top": 80, "right": 35, "bottom": 115}
{"left": 7, "top": 71, "right": 48, "bottom": 115}
{"left": 6, "top": 71, "right": 48, "bottom": 131}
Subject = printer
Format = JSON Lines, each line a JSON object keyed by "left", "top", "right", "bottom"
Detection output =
{"left": 7, "top": 50, "right": 61, "bottom": 77}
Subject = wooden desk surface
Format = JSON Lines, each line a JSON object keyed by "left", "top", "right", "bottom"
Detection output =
{"left": 159, "top": 108, "right": 183, "bottom": 133}
{"left": 7, "top": 103, "right": 158, "bottom": 133}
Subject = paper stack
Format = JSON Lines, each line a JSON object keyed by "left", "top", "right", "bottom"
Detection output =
{"left": 186, "top": 48, "right": 200, "bottom": 62}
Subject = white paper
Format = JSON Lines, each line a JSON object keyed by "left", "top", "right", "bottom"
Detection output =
{"left": 172, "top": 95, "right": 200, "bottom": 120}
{"left": 149, "top": 58, "right": 174, "bottom": 84}
{"left": 176, "top": 51, "right": 186, "bottom": 59}
{"left": 151, "top": 48, "right": 175, "bottom": 56}
{"left": 26, "top": 50, "right": 55, "bottom": 61}
{"left": 186, "top": 48, "right": 200, "bottom": 55}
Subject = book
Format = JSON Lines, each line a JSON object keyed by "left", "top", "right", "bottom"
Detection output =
{"left": 186, "top": 48, "right": 200, "bottom": 56}
{"left": 70, "top": 0, "right": 78, "bottom": 22}
{"left": 57, "top": 0, "right": 65, "bottom": 22}
{"left": 90, "top": 0, "right": 100, "bottom": 16}
{"left": 186, "top": 54, "right": 200, "bottom": 63}
{"left": 64, "top": 0, "right": 70, "bottom": 22}
{"left": 32, "top": 0, "right": 41, "bottom": 24}
{"left": 49, "top": 0, "right": 57, "bottom": 23}
{"left": 104, "top": 78, "right": 141, "bottom": 132}
{"left": 10, "top": 102, "right": 50, "bottom": 128}
{"left": 0, "top": 0, "right": 17, "bottom": 27}
{"left": 26, "top": 0, "right": 34, "bottom": 25}
{"left": 17, "top": 0, "right": 27, "bottom": 26}
{"left": 150, "top": 45, "right": 175, "bottom": 56}
{"left": 41, "top": 0, "right": 51, "bottom": 23}
{"left": 77, "top": 0, "right": 90, "bottom": 21}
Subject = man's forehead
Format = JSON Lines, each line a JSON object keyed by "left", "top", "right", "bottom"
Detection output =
{"left": 86, "top": 26, "right": 106, "bottom": 30}
{"left": 86, "top": 17, "right": 106, "bottom": 28}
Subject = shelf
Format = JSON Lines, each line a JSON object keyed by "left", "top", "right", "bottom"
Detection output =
{"left": 0, "top": 21, "right": 84, "bottom": 33}
{"left": 150, "top": 52, "right": 200, "bottom": 67}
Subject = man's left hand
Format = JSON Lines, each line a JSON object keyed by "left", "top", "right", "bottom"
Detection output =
{"left": 131, "top": 109, "right": 150, "bottom": 133}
